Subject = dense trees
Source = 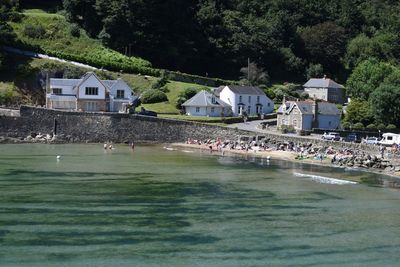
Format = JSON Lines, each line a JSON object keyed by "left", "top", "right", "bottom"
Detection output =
{"left": 60, "top": 0, "right": 400, "bottom": 81}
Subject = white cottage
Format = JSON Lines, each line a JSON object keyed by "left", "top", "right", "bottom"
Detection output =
{"left": 218, "top": 85, "right": 274, "bottom": 116}
{"left": 46, "top": 72, "right": 136, "bottom": 112}
{"left": 182, "top": 90, "right": 232, "bottom": 117}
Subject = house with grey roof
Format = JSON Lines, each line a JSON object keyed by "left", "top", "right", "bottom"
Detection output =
{"left": 277, "top": 98, "right": 341, "bottom": 130}
{"left": 219, "top": 85, "right": 274, "bottom": 116}
{"left": 46, "top": 72, "right": 136, "bottom": 112}
{"left": 303, "top": 76, "right": 345, "bottom": 104}
{"left": 182, "top": 90, "right": 232, "bottom": 117}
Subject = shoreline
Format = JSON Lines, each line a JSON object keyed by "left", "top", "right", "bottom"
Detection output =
{"left": 1, "top": 136, "right": 400, "bottom": 180}
{"left": 171, "top": 143, "right": 400, "bottom": 180}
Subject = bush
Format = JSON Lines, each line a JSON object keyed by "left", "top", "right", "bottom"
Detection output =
{"left": 366, "top": 123, "right": 376, "bottom": 129}
{"left": 386, "top": 124, "right": 397, "bottom": 130}
{"left": 70, "top": 24, "right": 80, "bottom": 38}
{"left": 280, "top": 125, "right": 296, "bottom": 133}
{"left": 141, "top": 89, "right": 168, "bottom": 104}
{"left": 353, "top": 122, "right": 364, "bottom": 129}
{"left": 341, "top": 121, "right": 351, "bottom": 129}
{"left": 175, "top": 87, "right": 199, "bottom": 109}
{"left": 23, "top": 24, "right": 46, "bottom": 39}
{"left": 377, "top": 123, "right": 386, "bottom": 130}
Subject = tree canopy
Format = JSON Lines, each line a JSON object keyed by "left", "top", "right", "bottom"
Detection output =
{"left": 60, "top": 0, "right": 400, "bottom": 81}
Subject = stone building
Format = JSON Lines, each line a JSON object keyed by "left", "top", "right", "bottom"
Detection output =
{"left": 277, "top": 98, "right": 341, "bottom": 131}
{"left": 303, "top": 76, "right": 345, "bottom": 104}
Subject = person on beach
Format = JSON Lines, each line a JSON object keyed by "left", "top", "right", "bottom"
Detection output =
{"left": 380, "top": 145, "right": 386, "bottom": 159}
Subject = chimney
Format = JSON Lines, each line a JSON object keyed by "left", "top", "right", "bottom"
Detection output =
{"left": 323, "top": 74, "right": 327, "bottom": 79}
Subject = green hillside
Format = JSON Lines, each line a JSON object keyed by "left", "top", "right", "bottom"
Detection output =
{"left": 9, "top": 9, "right": 155, "bottom": 75}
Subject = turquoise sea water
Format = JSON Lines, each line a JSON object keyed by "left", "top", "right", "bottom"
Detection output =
{"left": 0, "top": 144, "right": 400, "bottom": 266}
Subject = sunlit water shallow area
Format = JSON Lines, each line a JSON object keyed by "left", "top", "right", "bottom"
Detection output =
{"left": 0, "top": 143, "right": 400, "bottom": 266}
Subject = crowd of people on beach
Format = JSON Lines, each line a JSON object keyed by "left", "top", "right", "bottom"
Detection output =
{"left": 185, "top": 136, "right": 400, "bottom": 167}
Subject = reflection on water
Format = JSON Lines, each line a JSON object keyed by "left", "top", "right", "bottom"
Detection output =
{"left": 0, "top": 144, "right": 400, "bottom": 266}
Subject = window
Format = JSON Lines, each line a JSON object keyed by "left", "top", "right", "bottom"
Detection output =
{"left": 257, "top": 96, "right": 260, "bottom": 103}
{"left": 256, "top": 105, "right": 262, "bottom": 114}
{"left": 86, "top": 101, "right": 98, "bottom": 111}
{"left": 267, "top": 103, "right": 270, "bottom": 107}
{"left": 247, "top": 106, "right": 251, "bottom": 114}
{"left": 116, "top": 90, "right": 125, "bottom": 99}
{"left": 196, "top": 107, "right": 200, "bottom": 113}
{"left": 85, "top": 87, "right": 98, "bottom": 95}
{"left": 211, "top": 97, "right": 216, "bottom": 104}
{"left": 239, "top": 95, "right": 242, "bottom": 102}
{"left": 211, "top": 107, "right": 215, "bottom": 113}
{"left": 248, "top": 96, "right": 251, "bottom": 103}
{"left": 52, "top": 88, "right": 62, "bottom": 95}
{"left": 293, "top": 120, "right": 297, "bottom": 127}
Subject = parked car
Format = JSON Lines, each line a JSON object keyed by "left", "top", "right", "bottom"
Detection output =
{"left": 345, "top": 133, "right": 361, "bottom": 143}
{"left": 321, "top": 132, "right": 341, "bottom": 141}
{"left": 364, "top": 137, "right": 379, "bottom": 145}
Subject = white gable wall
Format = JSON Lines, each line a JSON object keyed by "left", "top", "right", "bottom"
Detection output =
{"left": 77, "top": 75, "right": 106, "bottom": 100}
{"left": 219, "top": 86, "right": 274, "bottom": 116}
{"left": 109, "top": 79, "right": 133, "bottom": 100}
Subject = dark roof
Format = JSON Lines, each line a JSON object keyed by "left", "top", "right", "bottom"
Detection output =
{"left": 303, "top": 78, "right": 344, "bottom": 89}
{"left": 212, "top": 86, "right": 225, "bottom": 97}
{"left": 225, "top": 85, "right": 265, "bottom": 95}
{"left": 278, "top": 100, "right": 340, "bottom": 115}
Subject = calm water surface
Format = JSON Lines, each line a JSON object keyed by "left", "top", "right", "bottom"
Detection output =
{"left": 0, "top": 144, "right": 400, "bottom": 266}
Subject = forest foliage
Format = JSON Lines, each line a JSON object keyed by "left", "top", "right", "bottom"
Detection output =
{"left": 59, "top": 0, "right": 400, "bottom": 82}
{"left": 1, "top": 0, "right": 400, "bottom": 125}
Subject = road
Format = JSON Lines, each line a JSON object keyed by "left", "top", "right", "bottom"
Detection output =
{"left": 2, "top": 46, "right": 98, "bottom": 70}
{"left": 227, "top": 119, "right": 323, "bottom": 140}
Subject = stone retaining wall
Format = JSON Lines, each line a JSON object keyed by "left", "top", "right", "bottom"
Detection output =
{"left": 0, "top": 106, "right": 380, "bottom": 154}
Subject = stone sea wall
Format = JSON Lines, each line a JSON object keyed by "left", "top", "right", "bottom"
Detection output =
{"left": 0, "top": 106, "right": 379, "bottom": 154}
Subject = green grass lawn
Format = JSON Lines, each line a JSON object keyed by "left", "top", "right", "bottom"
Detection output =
{"left": 139, "top": 81, "right": 207, "bottom": 114}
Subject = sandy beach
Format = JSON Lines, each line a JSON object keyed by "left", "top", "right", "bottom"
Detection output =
{"left": 172, "top": 142, "right": 400, "bottom": 179}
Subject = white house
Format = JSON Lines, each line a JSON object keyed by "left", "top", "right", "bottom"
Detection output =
{"left": 219, "top": 85, "right": 274, "bottom": 116}
{"left": 182, "top": 90, "right": 232, "bottom": 117}
{"left": 46, "top": 72, "right": 136, "bottom": 112}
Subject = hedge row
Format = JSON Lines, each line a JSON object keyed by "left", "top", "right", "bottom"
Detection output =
{"left": 7, "top": 41, "right": 235, "bottom": 87}
{"left": 164, "top": 70, "right": 237, "bottom": 87}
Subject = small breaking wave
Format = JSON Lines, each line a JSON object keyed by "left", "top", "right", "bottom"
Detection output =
{"left": 293, "top": 172, "right": 357, "bottom": 185}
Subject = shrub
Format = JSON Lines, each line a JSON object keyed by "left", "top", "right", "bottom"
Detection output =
{"left": 280, "top": 125, "right": 296, "bottom": 133}
{"left": 377, "top": 123, "right": 386, "bottom": 130}
{"left": 366, "top": 123, "right": 376, "bottom": 129}
{"left": 341, "top": 121, "right": 351, "bottom": 129}
{"left": 152, "top": 72, "right": 168, "bottom": 89}
{"left": 23, "top": 24, "right": 46, "bottom": 39}
{"left": 70, "top": 24, "right": 80, "bottom": 38}
{"left": 175, "top": 87, "right": 199, "bottom": 109}
{"left": 353, "top": 122, "right": 364, "bottom": 129}
{"left": 141, "top": 89, "right": 168, "bottom": 104}
{"left": 386, "top": 124, "right": 397, "bottom": 130}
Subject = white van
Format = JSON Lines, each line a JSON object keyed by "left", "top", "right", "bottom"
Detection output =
{"left": 379, "top": 133, "right": 400, "bottom": 146}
